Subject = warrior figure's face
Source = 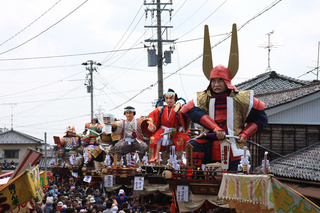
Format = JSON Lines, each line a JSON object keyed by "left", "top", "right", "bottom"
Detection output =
{"left": 165, "top": 94, "right": 176, "bottom": 108}
{"left": 210, "top": 78, "right": 228, "bottom": 95}
{"left": 125, "top": 111, "right": 134, "bottom": 122}
{"left": 103, "top": 117, "right": 111, "bottom": 124}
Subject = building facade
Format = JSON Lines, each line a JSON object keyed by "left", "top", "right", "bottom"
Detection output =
{"left": 0, "top": 129, "right": 43, "bottom": 169}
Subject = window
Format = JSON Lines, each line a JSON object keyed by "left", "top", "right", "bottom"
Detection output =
{"left": 4, "top": 150, "right": 19, "bottom": 159}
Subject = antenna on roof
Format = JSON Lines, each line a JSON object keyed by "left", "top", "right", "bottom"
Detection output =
{"left": 259, "top": 30, "right": 278, "bottom": 72}
{"left": 298, "top": 41, "right": 320, "bottom": 80}
{"left": 3, "top": 103, "right": 17, "bottom": 130}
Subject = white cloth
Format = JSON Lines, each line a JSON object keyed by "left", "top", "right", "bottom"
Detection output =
{"left": 159, "top": 125, "right": 174, "bottom": 146}
{"left": 124, "top": 137, "right": 135, "bottom": 145}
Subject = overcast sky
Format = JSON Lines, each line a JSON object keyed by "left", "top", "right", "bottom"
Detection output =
{"left": 0, "top": 0, "right": 319, "bottom": 144}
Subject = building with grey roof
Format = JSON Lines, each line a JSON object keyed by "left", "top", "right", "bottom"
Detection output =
{"left": 0, "top": 129, "right": 44, "bottom": 170}
{"left": 235, "top": 71, "right": 312, "bottom": 94}
{"left": 234, "top": 71, "right": 319, "bottom": 165}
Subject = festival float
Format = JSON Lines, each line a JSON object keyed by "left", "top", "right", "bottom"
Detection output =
{"left": 47, "top": 23, "right": 320, "bottom": 213}
{"left": 2, "top": 23, "right": 319, "bottom": 213}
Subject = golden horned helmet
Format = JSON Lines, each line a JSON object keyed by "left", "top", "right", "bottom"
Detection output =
{"left": 202, "top": 23, "right": 239, "bottom": 80}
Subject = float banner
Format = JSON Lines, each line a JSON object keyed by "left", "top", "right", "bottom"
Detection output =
{"left": 40, "top": 171, "right": 48, "bottom": 188}
{"left": 270, "top": 178, "right": 320, "bottom": 213}
{"left": 218, "top": 173, "right": 320, "bottom": 213}
{"left": 0, "top": 166, "right": 44, "bottom": 212}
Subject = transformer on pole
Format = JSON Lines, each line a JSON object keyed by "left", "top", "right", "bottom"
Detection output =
{"left": 144, "top": 0, "right": 176, "bottom": 106}
{"left": 82, "top": 60, "right": 101, "bottom": 119}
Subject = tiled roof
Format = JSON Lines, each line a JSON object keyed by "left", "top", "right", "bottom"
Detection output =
{"left": 235, "top": 71, "right": 312, "bottom": 94}
{"left": 268, "top": 142, "right": 320, "bottom": 182}
{"left": 0, "top": 129, "right": 43, "bottom": 144}
{"left": 255, "top": 81, "right": 320, "bottom": 109}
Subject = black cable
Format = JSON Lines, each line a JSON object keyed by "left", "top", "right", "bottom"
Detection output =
{"left": 0, "top": 0, "right": 89, "bottom": 56}
{"left": 0, "top": 0, "right": 62, "bottom": 47}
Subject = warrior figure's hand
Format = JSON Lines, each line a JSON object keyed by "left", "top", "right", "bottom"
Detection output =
{"left": 147, "top": 121, "right": 156, "bottom": 132}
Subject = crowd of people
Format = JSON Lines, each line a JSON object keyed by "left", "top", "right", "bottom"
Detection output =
{"left": 1, "top": 160, "right": 16, "bottom": 169}
{"left": 31, "top": 180, "right": 170, "bottom": 213}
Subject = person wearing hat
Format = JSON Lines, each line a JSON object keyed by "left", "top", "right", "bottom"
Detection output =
{"left": 57, "top": 201, "right": 63, "bottom": 212}
{"left": 115, "top": 189, "right": 128, "bottom": 207}
{"left": 180, "top": 24, "right": 268, "bottom": 171}
{"left": 61, "top": 205, "right": 68, "bottom": 213}
{"left": 90, "top": 197, "right": 96, "bottom": 204}
{"left": 111, "top": 106, "right": 149, "bottom": 165}
{"left": 142, "top": 89, "right": 190, "bottom": 163}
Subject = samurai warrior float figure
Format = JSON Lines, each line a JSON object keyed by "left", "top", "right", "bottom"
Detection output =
{"left": 82, "top": 117, "right": 103, "bottom": 169}
{"left": 141, "top": 89, "right": 190, "bottom": 164}
{"left": 111, "top": 106, "right": 149, "bottom": 166}
{"left": 180, "top": 24, "right": 268, "bottom": 171}
{"left": 58, "top": 125, "right": 81, "bottom": 167}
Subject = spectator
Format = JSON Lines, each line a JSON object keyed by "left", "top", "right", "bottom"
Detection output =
{"left": 44, "top": 195, "right": 54, "bottom": 213}
{"left": 102, "top": 200, "right": 113, "bottom": 213}
{"left": 61, "top": 205, "right": 68, "bottom": 213}
{"left": 57, "top": 201, "right": 63, "bottom": 212}
{"left": 49, "top": 203, "right": 60, "bottom": 213}
{"left": 144, "top": 203, "right": 151, "bottom": 213}
{"left": 93, "top": 190, "right": 100, "bottom": 203}
{"left": 10, "top": 160, "right": 16, "bottom": 168}
{"left": 96, "top": 199, "right": 106, "bottom": 212}
{"left": 129, "top": 200, "right": 140, "bottom": 213}
{"left": 72, "top": 200, "right": 80, "bottom": 208}
{"left": 3, "top": 160, "right": 8, "bottom": 169}
{"left": 139, "top": 206, "right": 145, "bottom": 213}
{"left": 111, "top": 204, "right": 118, "bottom": 213}
{"left": 109, "top": 192, "right": 118, "bottom": 206}
{"left": 90, "top": 197, "right": 96, "bottom": 205}
{"left": 115, "top": 189, "right": 127, "bottom": 207}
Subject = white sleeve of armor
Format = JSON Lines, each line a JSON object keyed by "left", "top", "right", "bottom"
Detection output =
{"left": 194, "top": 93, "right": 198, "bottom": 107}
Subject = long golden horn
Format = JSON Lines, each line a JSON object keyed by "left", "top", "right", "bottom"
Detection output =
{"left": 228, "top": 23, "right": 239, "bottom": 79}
{"left": 202, "top": 25, "right": 213, "bottom": 80}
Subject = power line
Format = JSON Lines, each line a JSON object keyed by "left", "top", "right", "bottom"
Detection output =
{"left": 101, "top": 4, "right": 144, "bottom": 64}
{"left": 15, "top": 114, "right": 89, "bottom": 128}
{"left": 0, "top": 0, "right": 89, "bottom": 56}
{"left": 0, "top": 47, "right": 144, "bottom": 61}
{"left": 2, "top": 82, "right": 84, "bottom": 119}
{"left": 1, "top": 0, "right": 281, "bottom": 109}
{"left": 0, "top": 64, "right": 79, "bottom": 71}
{"left": 172, "top": 0, "right": 210, "bottom": 33}
{"left": 108, "top": 0, "right": 284, "bottom": 111}
{"left": 176, "top": 0, "right": 228, "bottom": 39}
{"left": 298, "top": 41, "right": 320, "bottom": 80}
{"left": 0, "top": 70, "right": 84, "bottom": 98}
{"left": 0, "top": 34, "right": 226, "bottom": 63}
{"left": 0, "top": 0, "right": 62, "bottom": 47}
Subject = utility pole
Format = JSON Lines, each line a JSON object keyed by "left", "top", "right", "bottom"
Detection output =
{"left": 82, "top": 60, "right": 101, "bottom": 119}
{"left": 144, "top": 0, "right": 175, "bottom": 106}
{"left": 156, "top": 0, "right": 163, "bottom": 104}
{"left": 44, "top": 132, "right": 47, "bottom": 173}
